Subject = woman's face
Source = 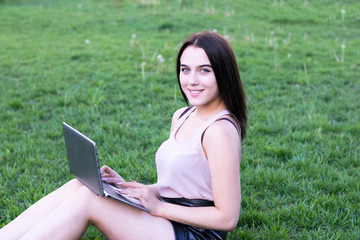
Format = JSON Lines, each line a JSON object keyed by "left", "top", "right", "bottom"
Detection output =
{"left": 179, "top": 46, "right": 222, "bottom": 108}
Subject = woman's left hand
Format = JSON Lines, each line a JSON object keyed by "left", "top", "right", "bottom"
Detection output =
{"left": 116, "top": 181, "right": 162, "bottom": 216}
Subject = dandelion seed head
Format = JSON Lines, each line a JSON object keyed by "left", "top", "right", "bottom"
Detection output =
{"left": 341, "top": 9, "right": 346, "bottom": 14}
{"left": 157, "top": 54, "right": 165, "bottom": 62}
{"left": 288, "top": 53, "right": 291, "bottom": 58}
{"left": 78, "top": 3, "right": 82, "bottom": 8}
{"left": 132, "top": 34, "right": 136, "bottom": 39}
{"left": 85, "top": 39, "right": 90, "bottom": 44}
{"left": 341, "top": 44, "right": 346, "bottom": 49}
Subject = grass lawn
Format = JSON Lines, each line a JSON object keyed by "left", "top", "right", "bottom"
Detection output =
{"left": 1, "top": 0, "right": 359, "bottom": 239}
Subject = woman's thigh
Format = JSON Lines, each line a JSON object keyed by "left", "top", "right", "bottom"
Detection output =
{"left": 0, "top": 179, "right": 84, "bottom": 240}
{"left": 18, "top": 182, "right": 175, "bottom": 240}
{"left": 84, "top": 189, "right": 175, "bottom": 240}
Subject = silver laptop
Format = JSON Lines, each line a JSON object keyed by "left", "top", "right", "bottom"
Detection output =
{"left": 62, "top": 122, "right": 149, "bottom": 212}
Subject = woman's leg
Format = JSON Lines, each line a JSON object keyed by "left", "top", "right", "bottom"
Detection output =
{"left": 0, "top": 179, "right": 83, "bottom": 240}
{"left": 20, "top": 185, "right": 175, "bottom": 240}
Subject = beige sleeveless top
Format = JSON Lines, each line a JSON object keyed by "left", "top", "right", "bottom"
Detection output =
{"left": 156, "top": 107, "right": 232, "bottom": 200}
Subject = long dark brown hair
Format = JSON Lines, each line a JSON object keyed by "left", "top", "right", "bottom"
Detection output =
{"left": 176, "top": 31, "right": 247, "bottom": 140}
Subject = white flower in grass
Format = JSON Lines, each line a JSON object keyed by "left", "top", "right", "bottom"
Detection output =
{"left": 157, "top": 55, "right": 165, "bottom": 73}
{"left": 157, "top": 54, "right": 165, "bottom": 63}
{"left": 78, "top": 3, "right": 82, "bottom": 8}
{"left": 288, "top": 53, "right": 291, "bottom": 58}
{"left": 85, "top": 39, "right": 90, "bottom": 44}
{"left": 212, "top": 29, "right": 217, "bottom": 33}
{"left": 130, "top": 34, "right": 136, "bottom": 46}
{"left": 341, "top": 9, "right": 346, "bottom": 21}
{"left": 341, "top": 44, "right": 346, "bottom": 49}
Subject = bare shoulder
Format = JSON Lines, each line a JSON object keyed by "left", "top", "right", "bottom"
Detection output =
{"left": 170, "top": 107, "right": 191, "bottom": 131}
{"left": 172, "top": 107, "right": 189, "bottom": 120}
{"left": 202, "top": 116, "right": 241, "bottom": 162}
{"left": 205, "top": 116, "right": 240, "bottom": 143}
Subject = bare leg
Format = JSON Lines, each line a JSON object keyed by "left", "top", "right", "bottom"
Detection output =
{"left": 19, "top": 185, "right": 175, "bottom": 240}
{"left": 0, "top": 179, "right": 83, "bottom": 240}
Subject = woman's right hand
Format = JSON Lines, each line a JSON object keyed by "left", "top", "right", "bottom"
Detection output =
{"left": 100, "top": 165, "right": 125, "bottom": 188}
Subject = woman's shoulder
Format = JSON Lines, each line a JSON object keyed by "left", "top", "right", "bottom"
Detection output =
{"left": 204, "top": 114, "right": 241, "bottom": 144}
{"left": 172, "top": 106, "right": 192, "bottom": 121}
{"left": 170, "top": 106, "right": 192, "bottom": 131}
{"left": 202, "top": 114, "right": 241, "bottom": 162}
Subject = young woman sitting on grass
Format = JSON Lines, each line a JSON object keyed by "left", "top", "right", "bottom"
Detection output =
{"left": 0, "top": 31, "right": 247, "bottom": 240}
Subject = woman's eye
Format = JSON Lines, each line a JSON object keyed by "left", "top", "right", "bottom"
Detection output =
{"left": 181, "top": 68, "right": 190, "bottom": 73}
{"left": 201, "top": 68, "right": 210, "bottom": 73}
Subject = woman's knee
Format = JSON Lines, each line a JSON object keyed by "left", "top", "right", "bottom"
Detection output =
{"left": 71, "top": 184, "right": 99, "bottom": 206}
{"left": 61, "top": 178, "right": 84, "bottom": 192}
{"left": 67, "top": 178, "right": 83, "bottom": 187}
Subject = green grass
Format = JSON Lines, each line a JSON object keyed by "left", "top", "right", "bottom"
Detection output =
{"left": 1, "top": 0, "right": 359, "bottom": 239}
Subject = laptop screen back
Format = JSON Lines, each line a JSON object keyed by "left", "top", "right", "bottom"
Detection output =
{"left": 62, "top": 122, "right": 104, "bottom": 197}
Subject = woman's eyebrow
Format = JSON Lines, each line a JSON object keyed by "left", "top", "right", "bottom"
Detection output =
{"left": 199, "top": 64, "right": 212, "bottom": 68}
{"left": 180, "top": 64, "right": 212, "bottom": 68}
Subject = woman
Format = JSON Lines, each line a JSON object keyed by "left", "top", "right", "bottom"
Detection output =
{"left": 0, "top": 31, "right": 247, "bottom": 240}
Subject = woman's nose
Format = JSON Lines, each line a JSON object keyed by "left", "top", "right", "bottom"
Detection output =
{"left": 188, "top": 72, "right": 199, "bottom": 85}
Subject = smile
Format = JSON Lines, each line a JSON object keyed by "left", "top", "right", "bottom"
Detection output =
{"left": 188, "top": 89, "right": 204, "bottom": 97}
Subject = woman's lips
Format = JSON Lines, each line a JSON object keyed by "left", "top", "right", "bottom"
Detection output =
{"left": 188, "top": 89, "right": 204, "bottom": 97}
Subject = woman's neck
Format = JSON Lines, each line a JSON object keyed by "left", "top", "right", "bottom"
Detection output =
{"left": 193, "top": 102, "right": 227, "bottom": 120}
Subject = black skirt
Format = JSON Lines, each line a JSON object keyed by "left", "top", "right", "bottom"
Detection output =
{"left": 161, "top": 197, "right": 228, "bottom": 240}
